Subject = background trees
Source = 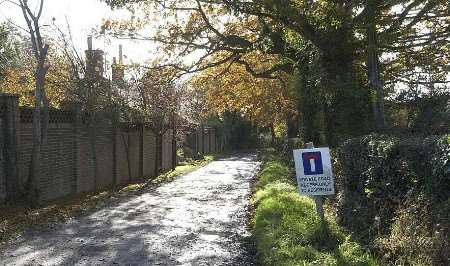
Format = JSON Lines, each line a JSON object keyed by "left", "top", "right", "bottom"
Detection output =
{"left": 124, "top": 65, "right": 179, "bottom": 173}
{"left": 102, "top": 0, "right": 449, "bottom": 145}
{"left": 0, "top": 1, "right": 447, "bottom": 263}
{"left": 191, "top": 52, "right": 296, "bottom": 141}
{"left": 0, "top": 23, "right": 23, "bottom": 82}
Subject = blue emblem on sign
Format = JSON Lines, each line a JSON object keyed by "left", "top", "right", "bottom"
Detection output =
{"left": 302, "top": 152, "right": 324, "bottom": 175}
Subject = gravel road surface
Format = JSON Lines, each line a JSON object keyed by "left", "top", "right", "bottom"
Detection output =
{"left": 0, "top": 154, "right": 260, "bottom": 266}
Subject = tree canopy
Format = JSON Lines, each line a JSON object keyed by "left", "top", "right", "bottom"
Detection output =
{"left": 100, "top": 0, "right": 449, "bottom": 144}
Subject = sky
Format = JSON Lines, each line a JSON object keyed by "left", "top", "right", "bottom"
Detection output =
{"left": 0, "top": 0, "right": 157, "bottom": 75}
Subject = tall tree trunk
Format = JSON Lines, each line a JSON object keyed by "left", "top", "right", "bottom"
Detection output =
{"left": 28, "top": 77, "right": 42, "bottom": 204}
{"left": 28, "top": 57, "right": 49, "bottom": 205}
{"left": 41, "top": 87, "right": 49, "bottom": 143}
{"left": 367, "top": 17, "right": 387, "bottom": 130}
{"left": 298, "top": 64, "right": 323, "bottom": 145}
{"left": 270, "top": 123, "right": 276, "bottom": 145}
{"left": 320, "top": 51, "right": 369, "bottom": 146}
{"left": 286, "top": 115, "right": 299, "bottom": 138}
{"left": 20, "top": 0, "right": 50, "bottom": 206}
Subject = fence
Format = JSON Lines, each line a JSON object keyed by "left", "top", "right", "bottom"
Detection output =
{"left": 0, "top": 94, "right": 175, "bottom": 204}
{"left": 185, "top": 125, "right": 224, "bottom": 158}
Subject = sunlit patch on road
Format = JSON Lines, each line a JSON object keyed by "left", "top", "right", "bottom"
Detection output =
{"left": 0, "top": 154, "right": 260, "bottom": 265}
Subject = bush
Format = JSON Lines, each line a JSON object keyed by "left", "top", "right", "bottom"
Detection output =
{"left": 253, "top": 154, "right": 377, "bottom": 266}
{"left": 273, "top": 138, "right": 304, "bottom": 165}
{"left": 334, "top": 134, "right": 450, "bottom": 265}
{"left": 376, "top": 195, "right": 450, "bottom": 265}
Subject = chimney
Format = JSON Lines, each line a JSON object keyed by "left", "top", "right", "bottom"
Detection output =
{"left": 87, "top": 36, "right": 93, "bottom": 51}
{"left": 119, "top": 44, "right": 123, "bottom": 64}
{"left": 85, "top": 37, "right": 104, "bottom": 78}
{"left": 112, "top": 45, "right": 125, "bottom": 85}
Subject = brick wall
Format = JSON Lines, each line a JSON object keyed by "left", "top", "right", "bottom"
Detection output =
{"left": 0, "top": 111, "right": 5, "bottom": 203}
{"left": 0, "top": 95, "right": 175, "bottom": 204}
{"left": 38, "top": 123, "right": 76, "bottom": 202}
{"left": 143, "top": 129, "right": 157, "bottom": 177}
{"left": 196, "top": 127, "right": 203, "bottom": 155}
{"left": 76, "top": 123, "right": 116, "bottom": 193}
{"left": 204, "top": 132, "right": 210, "bottom": 154}
{"left": 77, "top": 126, "right": 96, "bottom": 193}
{"left": 162, "top": 129, "right": 174, "bottom": 171}
{"left": 115, "top": 131, "right": 129, "bottom": 185}
{"left": 127, "top": 130, "right": 141, "bottom": 181}
{"left": 1, "top": 95, "right": 19, "bottom": 202}
{"left": 93, "top": 124, "right": 115, "bottom": 190}
{"left": 212, "top": 133, "right": 217, "bottom": 153}
{"left": 114, "top": 127, "right": 158, "bottom": 184}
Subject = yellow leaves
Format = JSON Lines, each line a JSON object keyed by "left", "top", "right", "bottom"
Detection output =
{"left": 223, "top": 17, "right": 260, "bottom": 43}
{"left": 100, "top": 17, "right": 146, "bottom": 35}
{"left": 191, "top": 52, "right": 296, "bottom": 127}
{"left": 0, "top": 52, "right": 72, "bottom": 107}
{"left": 185, "top": 11, "right": 203, "bottom": 33}
{"left": 1, "top": 68, "right": 34, "bottom": 106}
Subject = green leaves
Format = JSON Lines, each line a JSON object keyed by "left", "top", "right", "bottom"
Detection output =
{"left": 335, "top": 134, "right": 450, "bottom": 265}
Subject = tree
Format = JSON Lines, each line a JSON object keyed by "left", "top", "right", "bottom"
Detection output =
{"left": 103, "top": 0, "right": 449, "bottom": 144}
{"left": 127, "top": 65, "right": 178, "bottom": 173}
{"left": 0, "top": 23, "right": 22, "bottom": 82}
{"left": 53, "top": 24, "right": 119, "bottom": 189}
{"left": 18, "top": 0, "right": 50, "bottom": 203}
{"left": 180, "top": 84, "right": 209, "bottom": 127}
{"left": 191, "top": 51, "right": 296, "bottom": 142}
{"left": 0, "top": 41, "right": 74, "bottom": 107}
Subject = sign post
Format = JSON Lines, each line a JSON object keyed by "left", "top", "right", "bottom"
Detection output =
{"left": 293, "top": 142, "right": 335, "bottom": 221}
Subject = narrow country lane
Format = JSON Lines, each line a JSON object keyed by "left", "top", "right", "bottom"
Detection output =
{"left": 0, "top": 154, "right": 260, "bottom": 266}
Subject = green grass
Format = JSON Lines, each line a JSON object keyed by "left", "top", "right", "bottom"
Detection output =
{"left": 148, "top": 154, "right": 216, "bottom": 183}
{"left": 252, "top": 151, "right": 378, "bottom": 266}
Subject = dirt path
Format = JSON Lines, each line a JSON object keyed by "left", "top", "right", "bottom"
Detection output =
{"left": 0, "top": 154, "right": 260, "bottom": 266}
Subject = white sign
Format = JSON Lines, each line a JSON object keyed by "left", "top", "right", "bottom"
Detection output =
{"left": 293, "top": 148, "right": 335, "bottom": 196}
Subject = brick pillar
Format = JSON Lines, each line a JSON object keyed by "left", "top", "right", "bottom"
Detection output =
{"left": 209, "top": 130, "right": 212, "bottom": 153}
{"left": 112, "top": 111, "right": 120, "bottom": 186}
{"left": 201, "top": 124, "right": 205, "bottom": 155}
{"left": 61, "top": 101, "right": 82, "bottom": 194}
{"left": 0, "top": 94, "right": 20, "bottom": 201}
{"left": 139, "top": 124, "right": 144, "bottom": 179}
{"left": 172, "top": 129, "right": 176, "bottom": 170}
{"left": 0, "top": 105, "right": 5, "bottom": 203}
{"left": 195, "top": 128, "right": 200, "bottom": 157}
{"left": 192, "top": 131, "right": 197, "bottom": 157}
{"left": 112, "top": 125, "right": 117, "bottom": 186}
{"left": 213, "top": 128, "right": 217, "bottom": 153}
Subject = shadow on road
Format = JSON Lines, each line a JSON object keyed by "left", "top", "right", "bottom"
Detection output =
{"left": 0, "top": 154, "right": 261, "bottom": 265}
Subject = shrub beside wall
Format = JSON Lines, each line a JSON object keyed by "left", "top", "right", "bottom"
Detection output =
{"left": 334, "top": 134, "right": 450, "bottom": 265}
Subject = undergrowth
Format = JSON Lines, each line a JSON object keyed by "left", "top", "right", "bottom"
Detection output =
{"left": 252, "top": 150, "right": 378, "bottom": 266}
{"left": 334, "top": 134, "right": 450, "bottom": 265}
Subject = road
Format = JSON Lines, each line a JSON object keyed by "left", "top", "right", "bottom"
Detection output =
{"left": 0, "top": 154, "right": 260, "bottom": 266}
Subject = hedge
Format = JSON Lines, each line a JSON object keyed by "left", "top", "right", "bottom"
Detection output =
{"left": 334, "top": 134, "right": 450, "bottom": 265}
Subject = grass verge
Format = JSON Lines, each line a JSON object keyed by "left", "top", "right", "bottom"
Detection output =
{"left": 0, "top": 154, "right": 216, "bottom": 246}
{"left": 252, "top": 150, "right": 378, "bottom": 266}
